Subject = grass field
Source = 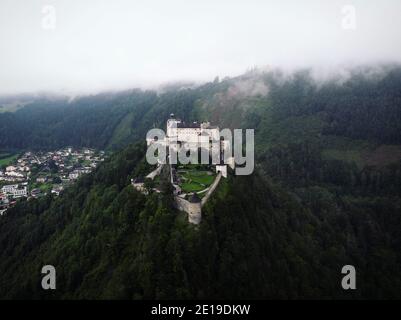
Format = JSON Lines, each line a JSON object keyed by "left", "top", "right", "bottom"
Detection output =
{"left": 180, "top": 182, "right": 206, "bottom": 193}
{"left": 321, "top": 136, "right": 375, "bottom": 169}
{"left": 322, "top": 149, "right": 364, "bottom": 167}
{"left": 178, "top": 169, "right": 215, "bottom": 193}
{"left": 0, "top": 152, "right": 19, "bottom": 167}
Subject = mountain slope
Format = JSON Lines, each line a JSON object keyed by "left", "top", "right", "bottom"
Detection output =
{"left": 0, "top": 142, "right": 401, "bottom": 299}
{"left": 1, "top": 65, "right": 401, "bottom": 299}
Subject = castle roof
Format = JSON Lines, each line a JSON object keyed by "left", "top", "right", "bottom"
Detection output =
{"left": 177, "top": 122, "right": 201, "bottom": 129}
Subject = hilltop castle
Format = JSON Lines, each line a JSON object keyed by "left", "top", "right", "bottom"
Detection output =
{"left": 165, "top": 114, "right": 233, "bottom": 178}
{"left": 133, "top": 114, "right": 233, "bottom": 224}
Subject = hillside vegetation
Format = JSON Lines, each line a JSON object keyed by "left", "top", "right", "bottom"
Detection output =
{"left": 0, "top": 65, "right": 401, "bottom": 299}
{"left": 1, "top": 143, "right": 400, "bottom": 299}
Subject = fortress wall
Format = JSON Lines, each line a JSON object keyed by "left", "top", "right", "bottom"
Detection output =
{"left": 201, "top": 172, "right": 222, "bottom": 207}
{"left": 146, "top": 164, "right": 164, "bottom": 180}
{"left": 173, "top": 171, "right": 222, "bottom": 224}
{"left": 175, "top": 196, "right": 201, "bottom": 224}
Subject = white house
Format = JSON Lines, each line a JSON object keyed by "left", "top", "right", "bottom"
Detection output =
{"left": 1, "top": 184, "right": 28, "bottom": 198}
{"left": 5, "top": 171, "right": 24, "bottom": 178}
{"left": 6, "top": 166, "right": 17, "bottom": 172}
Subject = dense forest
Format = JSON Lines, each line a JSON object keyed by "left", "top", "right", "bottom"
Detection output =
{"left": 1, "top": 66, "right": 401, "bottom": 151}
{"left": 0, "top": 90, "right": 198, "bottom": 150}
{"left": 0, "top": 65, "right": 401, "bottom": 299}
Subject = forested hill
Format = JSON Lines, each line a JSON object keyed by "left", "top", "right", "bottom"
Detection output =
{"left": 1, "top": 142, "right": 400, "bottom": 299}
{"left": 1, "top": 65, "right": 401, "bottom": 152}
{"left": 0, "top": 88, "right": 205, "bottom": 151}
{"left": 0, "top": 65, "right": 401, "bottom": 299}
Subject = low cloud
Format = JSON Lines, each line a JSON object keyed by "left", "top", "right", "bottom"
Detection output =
{"left": 1, "top": 0, "right": 401, "bottom": 95}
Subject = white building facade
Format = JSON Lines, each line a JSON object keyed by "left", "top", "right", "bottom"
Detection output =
{"left": 1, "top": 184, "right": 28, "bottom": 198}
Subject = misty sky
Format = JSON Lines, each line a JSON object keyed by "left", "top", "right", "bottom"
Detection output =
{"left": 1, "top": 0, "right": 401, "bottom": 94}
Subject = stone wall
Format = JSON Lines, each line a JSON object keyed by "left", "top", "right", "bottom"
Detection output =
{"left": 174, "top": 196, "right": 202, "bottom": 224}
{"left": 146, "top": 164, "right": 164, "bottom": 180}
{"left": 201, "top": 172, "right": 222, "bottom": 207}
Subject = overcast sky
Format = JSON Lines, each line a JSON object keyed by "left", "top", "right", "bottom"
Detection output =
{"left": 0, "top": 0, "right": 401, "bottom": 94}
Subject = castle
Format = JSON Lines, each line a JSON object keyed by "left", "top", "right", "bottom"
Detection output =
{"left": 165, "top": 115, "right": 232, "bottom": 178}
{"left": 133, "top": 114, "right": 233, "bottom": 224}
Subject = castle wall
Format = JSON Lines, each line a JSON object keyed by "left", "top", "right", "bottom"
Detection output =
{"left": 174, "top": 196, "right": 202, "bottom": 224}
{"left": 166, "top": 118, "right": 225, "bottom": 225}
{"left": 201, "top": 172, "right": 222, "bottom": 207}
{"left": 146, "top": 164, "right": 164, "bottom": 180}
{"left": 172, "top": 167, "right": 223, "bottom": 225}
{"left": 216, "top": 165, "right": 227, "bottom": 178}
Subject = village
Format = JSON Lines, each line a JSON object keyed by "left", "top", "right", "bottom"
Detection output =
{"left": 0, "top": 147, "right": 105, "bottom": 215}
